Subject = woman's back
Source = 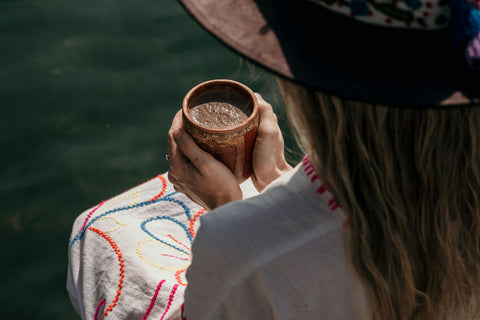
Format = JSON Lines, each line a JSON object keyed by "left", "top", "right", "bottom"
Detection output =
{"left": 185, "top": 160, "right": 369, "bottom": 319}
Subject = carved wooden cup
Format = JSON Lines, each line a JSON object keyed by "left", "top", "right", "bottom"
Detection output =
{"left": 182, "top": 79, "right": 259, "bottom": 183}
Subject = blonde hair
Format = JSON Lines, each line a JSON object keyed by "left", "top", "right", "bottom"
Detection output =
{"left": 277, "top": 77, "right": 480, "bottom": 319}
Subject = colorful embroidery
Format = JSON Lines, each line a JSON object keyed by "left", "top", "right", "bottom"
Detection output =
{"left": 181, "top": 303, "right": 187, "bottom": 320}
{"left": 159, "top": 253, "right": 191, "bottom": 262}
{"left": 302, "top": 155, "right": 345, "bottom": 222}
{"left": 167, "top": 234, "right": 192, "bottom": 252}
{"left": 94, "top": 299, "right": 106, "bottom": 320}
{"left": 136, "top": 238, "right": 190, "bottom": 271}
{"left": 174, "top": 268, "right": 188, "bottom": 286}
{"left": 88, "top": 227, "right": 125, "bottom": 319}
{"left": 96, "top": 216, "right": 128, "bottom": 233}
{"left": 140, "top": 215, "right": 192, "bottom": 255}
{"left": 160, "top": 284, "right": 179, "bottom": 320}
{"left": 189, "top": 208, "right": 207, "bottom": 238}
{"left": 104, "top": 189, "right": 140, "bottom": 207}
{"left": 70, "top": 191, "right": 178, "bottom": 247}
{"left": 79, "top": 200, "right": 105, "bottom": 233}
{"left": 147, "top": 175, "right": 168, "bottom": 201}
{"left": 141, "top": 280, "right": 165, "bottom": 320}
{"left": 70, "top": 173, "right": 204, "bottom": 319}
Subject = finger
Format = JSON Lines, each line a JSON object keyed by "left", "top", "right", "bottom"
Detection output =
{"left": 172, "top": 128, "right": 211, "bottom": 171}
{"left": 168, "top": 122, "right": 189, "bottom": 178}
{"left": 255, "top": 93, "right": 274, "bottom": 114}
{"left": 168, "top": 158, "right": 190, "bottom": 195}
{"left": 168, "top": 110, "right": 183, "bottom": 157}
{"left": 168, "top": 127, "right": 178, "bottom": 170}
{"left": 168, "top": 132, "right": 190, "bottom": 177}
{"left": 255, "top": 93, "right": 281, "bottom": 137}
{"left": 168, "top": 128, "right": 177, "bottom": 155}
{"left": 169, "top": 110, "right": 183, "bottom": 133}
{"left": 255, "top": 92, "right": 278, "bottom": 123}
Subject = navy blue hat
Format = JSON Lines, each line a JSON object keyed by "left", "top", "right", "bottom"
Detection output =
{"left": 179, "top": 0, "right": 480, "bottom": 107}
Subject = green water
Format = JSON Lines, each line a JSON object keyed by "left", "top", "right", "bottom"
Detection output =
{"left": 0, "top": 0, "right": 300, "bottom": 318}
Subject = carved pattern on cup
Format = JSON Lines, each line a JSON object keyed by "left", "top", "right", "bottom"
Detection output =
{"left": 199, "top": 140, "right": 238, "bottom": 173}
{"left": 183, "top": 113, "right": 259, "bottom": 144}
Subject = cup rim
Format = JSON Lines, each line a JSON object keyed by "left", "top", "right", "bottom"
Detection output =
{"left": 182, "top": 79, "right": 259, "bottom": 133}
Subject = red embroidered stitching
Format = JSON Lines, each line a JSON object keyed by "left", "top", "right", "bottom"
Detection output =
{"left": 159, "top": 253, "right": 190, "bottom": 261}
{"left": 160, "top": 284, "right": 179, "bottom": 320}
{"left": 94, "top": 299, "right": 106, "bottom": 320}
{"left": 302, "top": 155, "right": 344, "bottom": 219}
{"left": 88, "top": 227, "right": 125, "bottom": 318}
{"left": 317, "top": 185, "right": 327, "bottom": 194}
{"left": 181, "top": 303, "right": 187, "bottom": 320}
{"left": 141, "top": 279, "right": 166, "bottom": 320}
{"left": 80, "top": 201, "right": 105, "bottom": 233}
{"left": 302, "top": 156, "right": 329, "bottom": 196}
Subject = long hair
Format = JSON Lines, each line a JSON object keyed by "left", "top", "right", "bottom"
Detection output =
{"left": 277, "top": 77, "right": 480, "bottom": 319}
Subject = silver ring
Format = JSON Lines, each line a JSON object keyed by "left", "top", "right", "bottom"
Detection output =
{"left": 166, "top": 153, "right": 171, "bottom": 161}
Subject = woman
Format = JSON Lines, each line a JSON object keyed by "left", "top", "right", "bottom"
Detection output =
{"left": 170, "top": 77, "right": 480, "bottom": 319}
{"left": 169, "top": 0, "right": 480, "bottom": 319}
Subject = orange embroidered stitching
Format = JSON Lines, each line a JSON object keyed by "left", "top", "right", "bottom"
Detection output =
{"left": 189, "top": 208, "right": 207, "bottom": 238}
{"left": 167, "top": 234, "right": 191, "bottom": 253}
{"left": 148, "top": 175, "right": 168, "bottom": 202}
{"left": 88, "top": 227, "right": 125, "bottom": 318}
{"left": 174, "top": 268, "right": 187, "bottom": 286}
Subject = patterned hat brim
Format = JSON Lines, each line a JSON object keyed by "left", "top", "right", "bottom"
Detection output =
{"left": 179, "top": 0, "right": 480, "bottom": 107}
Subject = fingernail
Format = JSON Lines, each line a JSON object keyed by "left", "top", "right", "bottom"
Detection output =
{"left": 173, "top": 128, "right": 184, "bottom": 140}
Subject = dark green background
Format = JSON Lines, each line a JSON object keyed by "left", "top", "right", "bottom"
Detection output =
{"left": 0, "top": 0, "right": 300, "bottom": 318}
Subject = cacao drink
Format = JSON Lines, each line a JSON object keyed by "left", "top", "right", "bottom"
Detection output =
{"left": 182, "top": 79, "right": 259, "bottom": 183}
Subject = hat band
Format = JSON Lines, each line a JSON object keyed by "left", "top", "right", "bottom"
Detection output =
{"left": 309, "top": 0, "right": 449, "bottom": 29}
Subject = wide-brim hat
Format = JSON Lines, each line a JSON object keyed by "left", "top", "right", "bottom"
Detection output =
{"left": 179, "top": 0, "right": 480, "bottom": 107}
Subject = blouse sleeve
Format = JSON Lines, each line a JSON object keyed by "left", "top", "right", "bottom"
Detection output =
{"left": 182, "top": 198, "right": 276, "bottom": 320}
{"left": 189, "top": 269, "right": 277, "bottom": 320}
{"left": 181, "top": 191, "right": 313, "bottom": 320}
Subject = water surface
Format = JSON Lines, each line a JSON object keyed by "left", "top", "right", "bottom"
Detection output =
{"left": 0, "top": 0, "right": 299, "bottom": 318}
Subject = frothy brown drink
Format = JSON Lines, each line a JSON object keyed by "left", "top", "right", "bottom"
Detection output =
{"left": 182, "top": 79, "right": 259, "bottom": 183}
{"left": 188, "top": 94, "right": 252, "bottom": 130}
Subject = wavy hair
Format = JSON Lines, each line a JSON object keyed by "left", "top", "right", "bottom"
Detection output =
{"left": 277, "top": 77, "right": 480, "bottom": 319}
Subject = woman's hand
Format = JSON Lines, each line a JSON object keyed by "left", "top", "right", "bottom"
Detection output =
{"left": 167, "top": 110, "right": 243, "bottom": 211}
{"left": 251, "top": 93, "right": 292, "bottom": 192}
